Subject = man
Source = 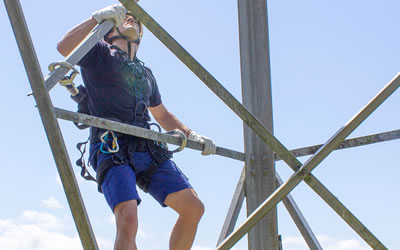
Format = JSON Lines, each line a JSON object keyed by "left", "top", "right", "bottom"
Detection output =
{"left": 57, "top": 3, "right": 216, "bottom": 250}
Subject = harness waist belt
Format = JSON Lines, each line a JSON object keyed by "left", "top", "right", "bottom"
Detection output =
{"left": 95, "top": 135, "right": 172, "bottom": 193}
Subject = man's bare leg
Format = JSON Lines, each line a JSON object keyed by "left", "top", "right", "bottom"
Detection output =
{"left": 165, "top": 188, "right": 205, "bottom": 250}
{"left": 114, "top": 200, "right": 139, "bottom": 250}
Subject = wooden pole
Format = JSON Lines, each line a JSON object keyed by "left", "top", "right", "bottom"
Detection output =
{"left": 237, "top": 0, "right": 277, "bottom": 248}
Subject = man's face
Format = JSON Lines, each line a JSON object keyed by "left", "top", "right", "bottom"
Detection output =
{"left": 117, "top": 14, "right": 140, "bottom": 40}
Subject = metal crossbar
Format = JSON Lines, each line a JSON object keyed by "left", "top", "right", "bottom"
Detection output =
{"left": 277, "top": 128, "right": 400, "bottom": 161}
{"left": 56, "top": 107, "right": 400, "bottom": 163}
{"left": 54, "top": 107, "right": 244, "bottom": 161}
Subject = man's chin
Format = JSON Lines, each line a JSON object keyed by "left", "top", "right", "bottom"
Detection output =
{"left": 122, "top": 27, "right": 139, "bottom": 41}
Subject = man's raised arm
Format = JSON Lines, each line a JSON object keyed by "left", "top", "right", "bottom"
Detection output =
{"left": 57, "top": 17, "right": 98, "bottom": 57}
{"left": 57, "top": 4, "right": 127, "bottom": 56}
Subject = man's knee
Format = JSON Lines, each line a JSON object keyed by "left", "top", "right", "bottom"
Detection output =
{"left": 179, "top": 195, "right": 205, "bottom": 223}
{"left": 191, "top": 199, "right": 205, "bottom": 222}
{"left": 114, "top": 200, "right": 138, "bottom": 232}
{"left": 166, "top": 188, "right": 205, "bottom": 222}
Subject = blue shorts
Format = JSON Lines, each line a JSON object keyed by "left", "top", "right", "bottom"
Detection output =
{"left": 90, "top": 143, "right": 192, "bottom": 211}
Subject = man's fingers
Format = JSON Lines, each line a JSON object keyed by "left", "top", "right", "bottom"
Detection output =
{"left": 188, "top": 131, "right": 216, "bottom": 156}
{"left": 201, "top": 138, "right": 216, "bottom": 156}
{"left": 92, "top": 4, "right": 127, "bottom": 27}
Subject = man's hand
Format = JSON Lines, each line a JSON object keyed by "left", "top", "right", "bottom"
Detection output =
{"left": 188, "top": 131, "right": 216, "bottom": 156}
{"left": 92, "top": 4, "right": 127, "bottom": 27}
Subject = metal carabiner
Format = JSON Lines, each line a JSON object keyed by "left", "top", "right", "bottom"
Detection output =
{"left": 165, "top": 129, "right": 187, "bottom": 153}
{"left": 48, "top": 61, "right": 79, "bottom": 73}
{"left": 48, "top": 61, "right": 80, "bottom": 96}
{"left": 100, "top": 131, "right": 120, "bottom": 154}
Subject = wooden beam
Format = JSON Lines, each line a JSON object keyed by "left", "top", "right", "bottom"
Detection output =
{"left": 276, "top": 174, "right": 322, "bottom": 249}
{"left": 217, "top": 168, "right": 246, "bottom": 245}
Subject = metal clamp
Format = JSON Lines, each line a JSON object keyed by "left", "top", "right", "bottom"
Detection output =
{"left": 165, "top": 129, "right": 187, "bottom": 153}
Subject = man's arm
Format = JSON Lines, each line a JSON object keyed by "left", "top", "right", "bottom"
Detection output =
{"left": 57, "top": 17, "right": 98, "bottom": 57}
{"left": 149, "top": 103, "right": 192, "bottom": 137}
{"left": 57, "top": 4, "right": 127, "bottom": 57}
{"left": 149, "top": 104, "right": 216, "bottom": 155}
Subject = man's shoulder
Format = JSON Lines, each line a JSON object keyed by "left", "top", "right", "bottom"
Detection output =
{"left": 98, "top": 39, "right": 112, "bottom": 48}
{"left": 78, "top": 40, "right": 112, "bottom": 69}
{"left": 143, "top": 65, "right": 157, "bottom": 83}
{"left": 143, "top": 65, "right": 153, "bottom": 74}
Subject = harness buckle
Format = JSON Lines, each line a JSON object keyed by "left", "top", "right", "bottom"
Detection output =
{"left": 111, "top": 154, "right": 125, "bottom": 165}
{"left": 136, "top": 174, "right": 150, "bottom": 192}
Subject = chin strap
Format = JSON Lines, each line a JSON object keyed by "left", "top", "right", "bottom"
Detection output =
{"left": 107, "top": 27, "right": 141, "bottom": 58}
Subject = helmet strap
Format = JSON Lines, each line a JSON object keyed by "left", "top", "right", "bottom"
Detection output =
{"left": 108, "top": 27, "right": 141, "bottom": 59}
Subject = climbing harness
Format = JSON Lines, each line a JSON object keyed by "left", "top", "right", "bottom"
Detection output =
{"left": 91, "top": 125, "right": 187, "bottom": 193}
{"left": 91, "top": 90, "right": 187, "bottom": 193}
{"left": 76, "top": 136, "right": 96, "bottom": 182}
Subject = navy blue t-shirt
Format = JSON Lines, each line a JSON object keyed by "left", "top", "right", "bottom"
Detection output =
{"left": 77, "top": 40, "right": 162, "bottom": 124}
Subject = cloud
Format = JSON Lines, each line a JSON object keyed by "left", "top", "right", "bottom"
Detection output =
{"left": 319, "top": 235, "right": 370, "bottom": 250}
{"left": 41, "top": 197, "right": 64, "bottom": 209}
{"left": 0, "top": 215, "right": 81, "bottom": 250}
{"left": 21, "top": 211, "right": 63, "bottom": 230}
{"left": 0, "top": 210, "right": 111, "bottom": 250}
{"left": 282, "top": 235, "right": 370, "bottom": 250}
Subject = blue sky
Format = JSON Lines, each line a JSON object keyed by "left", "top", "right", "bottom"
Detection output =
{"left": 1, "top": 0, "right": 399, "bottom": 249}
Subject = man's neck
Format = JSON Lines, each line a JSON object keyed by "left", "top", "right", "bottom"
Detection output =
{"left": 111, "top": 39, "right": 138, "bottom": 60}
